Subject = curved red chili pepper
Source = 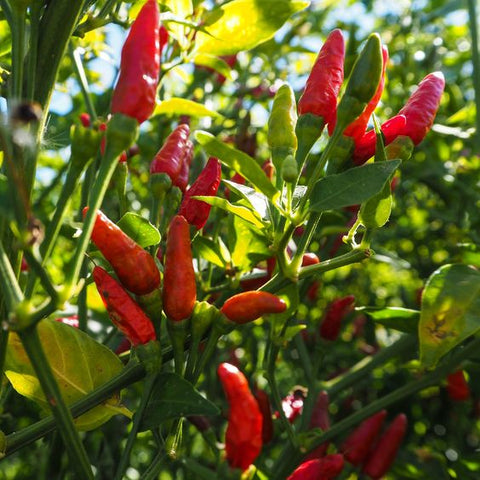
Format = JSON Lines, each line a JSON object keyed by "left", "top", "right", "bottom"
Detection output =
{"left": 341, "top": 46, "right": 389, "bottom": 140}
{"left": 303, "top": 391, "right": 330, "bottom": 460}
{"left": 84, "top": 208, "right": 160, "bottom": 296}
{"left": 221, "top": 291, "right": 287, "bottom": 324}
{"left": 398, "top": 71, "right": 445, "bottom": 145}
{"left": 320, "top": 295, "right": 355, "bottom": 341}
{"left": 93, "top": 266, "right": 156, "bottom": 346}
{"left": 362, "top": 414, "right": 407, "bottom": 479}
{"left": 298, "top": 29, "right": 345, "bottom": 129}
{"left": 287, "top": 454, "right": 344, "bottom": 480}
{"left": 111, "top": 0, "right": 161, "bottom": 124}
{"left": 162, "top": 215, "right": 196, "bottom": 322}
{"left": 149, "top": 124, "right": 191, "bottom": 186}
{"left": 341, "top": 410, "right": 387, "bottom": 466}
{"left": 218, "top": 363, "right": 263, "bottom": 471}
{"left": 178, "top": 157, "right": 222, "bottom": 230}
{"left": 446, "top": 370, "right": 470, "bottom": 401}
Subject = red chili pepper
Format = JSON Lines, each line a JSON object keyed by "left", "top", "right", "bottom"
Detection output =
{"left": 302, "top": 252, "right": 320, "bottom": 267}
{"left": 162, "top": 215, "right": 196, "bottom": 322}
{"left": 159, "top": 25, "right": 169, "bottom": 53}
{"left": 111, "top": 0, "right": 161, "bottom": 124}
{"left": 298, "top": 29, "right": 345, "bottom": 129}
{"left": 79, "top": 112, "right": 91, "bottom": 128}
{"left": 362, "top": 414, "right": 407, "bottom": 479}
{"left": 254, "top": 388, "right": 274, "bottom": 444}
{"left": 84, "top": 208, "right": 160, "bottom": 296}
{"left": 303, "top": 391, "right": 330, "bottom": 460}
{"left": 320, "top": 295, "right": 355, "bottom": 341}
{"left": 287, "top": 454, "right": 345, "bottom": 480}
{"left": 278, "top": 388, "right": 305, "bottom": 423}
{"left": 221, "top": 291, "right": 287, "bottom": 324}
{"left": 341, "top": 410, "right": 387, "bottom": 466}
{"left": 398, "top": 72, "right": 445, "bottom": 145}
{"left": 149, "top": 124, "right": 191, "bottom": 188}
{"left": 174, "top": 139, "right": 194, "bottom": 192}
{"left": 217, "top": 363, "right": 263, "bottom": 471}
{"left": 93, "top": 266, "right": 156, "bottom": 346}
{"left": 178, "top": 157, "right": 222, "bottom": 230}
{"left": 341, "top": 46, "right": 389, "bottom": 140}
{"left": 54, "top": 315, "right": 79, "bottom": 328}
{"left": 446, "top": 370, "right": 470, "bottom": 401}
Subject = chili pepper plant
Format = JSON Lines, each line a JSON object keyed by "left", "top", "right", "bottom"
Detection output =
{"left": 0, "top": 1, "right": 479, "bottom": 479}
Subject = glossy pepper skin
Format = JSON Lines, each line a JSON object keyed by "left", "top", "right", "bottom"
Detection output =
{"left": 341, "top": 410, "right": 387, "bottom": 466}
{"left": 84, "top": 208, "right": 160, "bottom": 296}
{"left": 221, "top": 291, "right": 287, "bottom": 324}
{"left": 111, "top": 0, "right": 161, "bottom": 124}
{"left": 162, "top": 215, "right": 196, "bottom": 322}
{"left": 362, "top": 414, "right": 407, "bottom": 479}
{"left": 149, "top": 124, "right": 192, "bottom": 191}
{"left": 287, "top": 454, "right": 345, "bottom": 480}
{"left": 178, "top": 157, "right": 221, "bottom": 230}
{"left": 320, "top": 295, "right": 355, "bottom": 341}
{"left": 298, "top": 29, "right": 345, "bottom": 128}
{"left": 398, "top": 71, "right": 445, "bottom": 145}
{"left": 217, "top": 363, "right": 263, "bottom": 471}
{"left": 93, "top": 266, "right": 156, "bottom": 346}
{"left": 446, "top": 370, "right": 470, "bottom": 401}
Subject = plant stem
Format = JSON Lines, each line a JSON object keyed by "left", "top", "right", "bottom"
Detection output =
{"left": 22, "top": 249, "right": 58, "bottom": 303}
{"left": 10, "top": 5, "right": 26, "bottom": 100}
{"left": 0, "top": 0, "right": 13, "bottom": 25}
{"left": 141, "top": 452, "right": 167, "bottom": 480}
{"left": 114, "top": 374, "right": 157, "bottom": 480}
{"left": 4, "top": 361, "right": 147, "bottom": 456}
{"left": 0, "top": 238, "right": 23, "bottom": 311}
{"left": 0, "top": 328, "right": 9, "bottom": 380}
{"left": 26, "top": 1, "right": 42, "bottom": 101}
{"left": 18, "top": 326, "right": 94, "bottom": 479}
{"left": 467, "top": 0, "right": 480, "bottom": 151}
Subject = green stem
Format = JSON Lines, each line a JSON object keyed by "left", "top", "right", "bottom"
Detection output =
{"left": 0, "top": 238, "right": 23, "bottom": 311}
{"left": 324, "top": 334, "right": 417, "bottom": 399}
{"left": 266, "top": 341, "right": 298, "bottom": 448}
{"left": 0, "top": 0, "right": 13, "bottom": 25}
{"left": 467, "top": 0, "right": 480, "bottom": 151}
{"left": 26, "top": 1, "right": 41, "bottom": 101}
{"left": 114, "top": 374, "right": 157, "bottom": 480}
{"left": 69, "top": 42, "right": 97, "bottom": 121}
{"left": 141, "top": 452, "right": 167, "bottom": 480}
{"left": 273, "top": 335, "right": 480, "bottom": 479}
{"left": 97, "top": 0, "right": 118, "bottom": 19}
{"left": 18, "top": 327, "right": 94, "bottom": 479}
{"left": 4, "top": 361, "right": 147, "bottom": 456}
{"left": 0, "top": 329, "right": 9, "bottom": 379}
{"left": 22, "top": 249, "right": 58, "bottom": 303}
{"left": 10, "top": 5, "right": 26, "bottom": 100}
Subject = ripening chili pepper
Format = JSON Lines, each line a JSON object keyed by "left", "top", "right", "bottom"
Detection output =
{"left": 352, "top": 114, "right": 406, "bottom": 164}
{"left": 298, "top": 29, "right": 345, "bottom": 128}
{"left": 320, "top": 295, "right": 355, "bottom": 341}
{"left": 93, "top": 266, "right": 156, "bottom": 345}
{"left": 336, "top": 33, "right": 383, "bottom": 133}
{"left": 174, "top": 139, "right": 194, "bottom": 192}
{"left": 268, "top": 83, "right": 298, "bottom": 171}
{"left": 302, "top": 252, "right": 320, "bottom": 267}
{"left": 111, "top": 0, "right": 161, "bottom": 124}
{"left": 162, "top": 215, "right": 196, "bottom": 322}
{"left": 340, "top": 46, "right": 389, "bottom": 140}
{"left": 178, "top": 157, "right": 222, "bottom": 230}
{"left": 287, "top": 454, "right": 345, "bottom": 480}
{"left": 150, "top": 124, "right": 191, "bottom": 194}
{"left": 84, "top": 208, "right": 160, "bottom": 296}
{"left": 362, "top": 414, "right": 407, "bottom": 479}
{"left": 217, "top": 363, "right": 263, "bottom": 471}
{"left": 221, "top": 291, "right": 287, "bottom": 324}
{"left": 279, "top": 388, "right": 305, "bottom": 423}
{"left": 341, "top": 410, "right": 387, "bottom": 466}
{"left": 254, "top": 388, "right": 274, "bottom": 444}
{"left": 303, "top": 391, "right": 330, "bottom": 460}
{"left": 446, "top": 370, "right": 470, "bottom": 401}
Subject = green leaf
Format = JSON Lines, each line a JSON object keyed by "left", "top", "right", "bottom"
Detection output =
{"left": 154, "top": 99, "right": 223, "bottom": 118}
{"left": 193, "top": 195, "right": 265, "bottom": 229}
{"left": 195, "top": 131, "right": 279, "bottom": 201}
{"left": 5, "top": 319, "right": 130, "bottom": 431}
{"left": 419, "top": 264, "right": 480, "bottom": 368}
{"left": 230, "top": 216, "right": 271, "bottom": 271}
{"left": 117, "top": 212, "right": 161, "bottom": 248}
{"left": 0, "top": 174, "right": 15, "bottom": 221}
{"left": 358, "top": 307, "right": 420, "bottom": 334}
{"left": 192, "top": 53, "right": 233, "bottom": 80}
{"left": 223, "top": 180, "right": 271, "bottom": 221}
{"left": 140, "top": 373, "right": 219, "bottom": 431}
{"left": 359, "top": 181, "right": 392, "bottom": 229}
{"left": 310, "top": 160, "right": 401, "bottom": 212}
{"left": 161, "top": 0, "right": 193, "bottom": 49}
{"left": 193, "top": 236, "right": 229, "bottom": 268}
{"left": 194, "top": 0, "right": 309, "bottom": 56}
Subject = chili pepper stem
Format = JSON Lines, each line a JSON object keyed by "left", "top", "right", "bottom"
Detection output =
{"left": 9, "top": 3, "right": 27, "bottom": 101}
{"left": 114, "top": 374, "right": 157, "bottom": 480}
{"left": 18, "top": 326, "right": 94, "bottom": 479}
{"left": 166, "top": 417, "right": 184, "bottom": 459}
{"left": 141, "top": 452, "right": 168, "bottom": 480}
{"left": 167, "top": 320, "right": 188, "bottom": 376}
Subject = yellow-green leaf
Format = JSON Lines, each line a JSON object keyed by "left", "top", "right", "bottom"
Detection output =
{"left": 153, "top": 98, "right": 222, "bottom": 118}
{"left": 192, "top": 53, "right": 233, "bottom": 80}
{"left": 5, "top": 319, "right": 131, "bottom": 431}
{"left": 195, "top": 0, "right": 309, "bottom": 56}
